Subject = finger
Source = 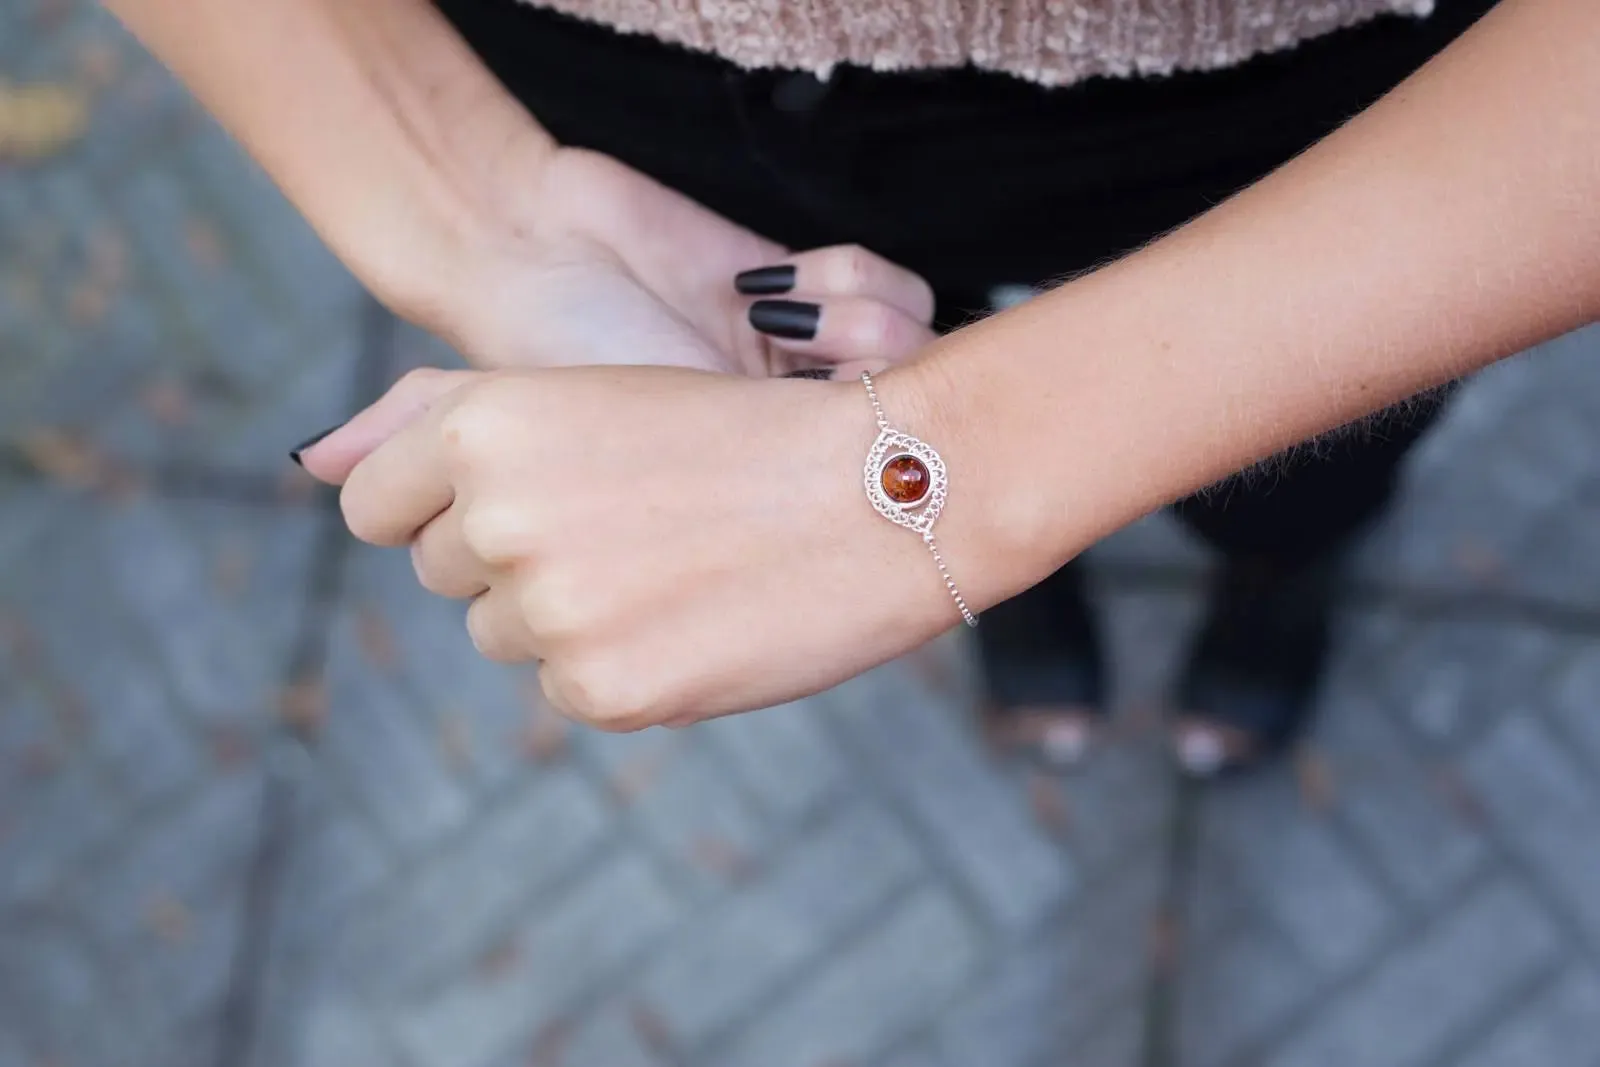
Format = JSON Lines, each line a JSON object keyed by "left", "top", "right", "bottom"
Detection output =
{"left": 410, "top": 504, "right": 493, "bottom": 598}
{"left": 735, "top": 244, "right": 935, "bottom": 325}
{"left": 465, "top": 584, "right": 541, "bottom": 663}
{"left": 340, "top": 386, "right": 471, "bottom": 546}
{"left": 296, "top": 367, "right": 480, "bottom": 485}
{"left": 749, "top": 297, "right": 936, "bottom": 366}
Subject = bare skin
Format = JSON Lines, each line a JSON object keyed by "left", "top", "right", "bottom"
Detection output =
{"left": 108, "top": 0, "right": 1599, "bottom": 730}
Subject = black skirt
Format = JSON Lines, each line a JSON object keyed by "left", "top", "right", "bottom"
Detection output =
{"left": 438, "top": 0, "right": 1496, "bottom": 320}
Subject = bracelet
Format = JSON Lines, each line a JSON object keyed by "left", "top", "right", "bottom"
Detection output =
{"left": 858, "top": 370, "right": 978, "bottom": 628}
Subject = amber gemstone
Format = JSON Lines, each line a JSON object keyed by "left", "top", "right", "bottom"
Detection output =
{"left": 881, "top": 454, "right": 930, "bottom": 504}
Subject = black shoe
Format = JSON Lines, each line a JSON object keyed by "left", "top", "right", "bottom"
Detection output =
{"left": 1172, "top": 554, "right": 1338, "bottom": 777}
{"left": 977, "top": 559, "right": 1106, "bottom": 768}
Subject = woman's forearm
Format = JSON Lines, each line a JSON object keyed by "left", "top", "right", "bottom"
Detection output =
{"left": 913, "top": 0, "right": 1600, "bottom": 601}
{"left": 102, "top": 0, "right": 556, "bottom": 323}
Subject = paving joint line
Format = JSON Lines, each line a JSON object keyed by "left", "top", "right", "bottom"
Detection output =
{"left": 212, "top": 296, "right": 395, "bottom": 1067}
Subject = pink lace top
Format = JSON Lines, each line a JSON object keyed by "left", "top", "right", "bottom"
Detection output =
{"left": 518, "top": 0, "right": 1435, "bottom": 87}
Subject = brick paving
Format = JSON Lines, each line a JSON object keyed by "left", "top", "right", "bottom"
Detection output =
{"left": 4, "top": 5, "right": 1600, "bottom": 1066}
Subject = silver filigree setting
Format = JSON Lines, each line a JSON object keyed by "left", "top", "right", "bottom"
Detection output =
{"left": 863, "top": 429, "right": 947, "bottom": 536}
{"left": 857, "top": 370, "right": 976, "bottom": 627}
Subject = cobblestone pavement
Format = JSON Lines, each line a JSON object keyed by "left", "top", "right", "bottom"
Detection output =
{"left": 5, "top": 5, "right": 1600, "bottom": 1067}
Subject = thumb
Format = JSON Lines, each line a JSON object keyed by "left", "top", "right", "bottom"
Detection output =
{"left": 291, "top": 367, "right": 480, "bottom": 485}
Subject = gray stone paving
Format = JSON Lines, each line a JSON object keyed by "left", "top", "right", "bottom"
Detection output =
{"left": 4, "top": 4, "right": 1600, "bottom": 1066}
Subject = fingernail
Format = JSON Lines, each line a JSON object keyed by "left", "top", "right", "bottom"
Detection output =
{"left": 734, "top": 265, "right": 796, "bottom": 295}
{"left": 749, "top": 299, "right": 819, "bottom": 341}
{"left": 288, "top": 422, "right": 344, "bottom": 466}
{"left": 783, "top": 367, "right": 834, "bottom": 380}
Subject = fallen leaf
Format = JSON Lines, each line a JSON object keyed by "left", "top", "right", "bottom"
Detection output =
{"left": 138, "top": 379, "right": 191, "bottom": 428}
{"left": 476, "top": 936, "right": 521, "bottom": 980}
{"left": 183, "top": 217, "right": 226, "bottom": 270}
{"left": 0, "top": 613, "right": 39, "bottom": 661}
{"left": 355, "top": 606, "right": 396, "bottom": 669}
{"left": 520, "top": 679, "right": 568, "bottom": 763}
{"left": 208, "top": 726, "right": 252, "bottom": 768}
{"left": 690, "top": 835, "right": 753, "bottom": 883}
{"left": 1147, "top": 907, "right": 1183, "bottom": 977}
{"left": 607, "top": 743, "right": 672, "bottom": 806}
{"left": 50, "top": 686, "right": 89, "bottom": 740}
{"left": 86, "top": 225, "right": 127, "bottom": 286}
{"left": 438, "top": 710, "right": 472, "bottom": 774}
{"left": 0, "top": 83, "right": 91, "bottom": 161}
{"left": 144, "top": 892, "right": 191, "bottom": 944}
{"left": 1431, "top": 766, "right": 1487, "bottom": 829}
{"left": 628, "top": 1002, "right": 675, "bottom": 1056}
{"left": 67, "top": 280, "right": 108, "bottom": 326}
{"left": 1026, "top": 772, "right": 1072, "bottom": 837}
{"left": 277, "top": 464, "right": 316, "bottom": 503}
{"left": 1293, "top": 746, "right": 1336, "bottom": 813}
{"left": 211, "top": 542, "right": 253, "bottom": 597}
{"left": 97, "top": 464, "right": 144, "bottom": 505}
{"left": 31, "top": 0, "right": 72, "bottom": 30}
{"left": 1453, "top": 538, "right": 1503, "bottom": 583}
{"left": 903, "top": 636, "right": 962, "bottom": 698}
{"left": 528, "top": 1017, "right": 572, "bottom": 1067}
{"left": 279, "top": 677, "right": 327, "bottom": 736}
{"left": 520, "top": 708, "right": 569, "bottom": 764}
{"left": 77, "top": 40, "right": 122, "bottom": 91}
{"left": 16, "top": 427, "right": 107, "bottom": 489}
{"left": 19, "top": 743, "right": 62, "bottom": 779}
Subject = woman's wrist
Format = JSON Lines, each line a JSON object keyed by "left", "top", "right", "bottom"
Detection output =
{"left": 869, "top": 345, "right": 1080, "bottom": 616}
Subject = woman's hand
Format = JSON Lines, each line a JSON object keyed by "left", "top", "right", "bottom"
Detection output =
{"left": 103, "top": 0, "right": 933, "bottom": 381}
{"left": 298, "top": 363, "right": 994, "bottom": 730}
{"left": 449, "top": 150, "right": 938, "bottom": 378}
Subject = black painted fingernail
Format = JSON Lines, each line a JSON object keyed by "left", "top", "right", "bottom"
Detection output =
{"left": 289, "top": 422, "right": 344, "bottom": 466}
{"left": 783, "top": 367, "right": 834, "bottom": 380}
{"left": 734, "top": 265, "right": 796, "bottom": 295}
{"left": 749, "top": 299, "right": 820, "bottom": 341}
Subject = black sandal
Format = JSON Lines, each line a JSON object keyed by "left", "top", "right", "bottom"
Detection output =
{"left": 977, "top": 559, "right": 1107, "bottom": 768}
{"left": 1172, "top": 554, "right": 1338, "bottom": 777}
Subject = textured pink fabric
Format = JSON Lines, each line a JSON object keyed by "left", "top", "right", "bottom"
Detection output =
{"left": 516, "top": 0, "right": 1434, "bottom": 86}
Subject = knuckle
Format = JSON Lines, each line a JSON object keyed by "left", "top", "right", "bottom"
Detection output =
{"left": 395, "top": 366, "right": 446, "bottom": 393}
{"left": 825, "top": 244, "right": 874, "bottom": 292}
{"left": 521, "top": 566, "right": 581, "bottom": 637}
{"left": 339, "top": 480, "right": 389, "bottom": 546}
{"left": 437, "top": 380, "right": 516, "bottom": 466}
{"left": 465, "top": 598, "right": 516, "bottom": 663}
{"left": 516, "top": 579, "right": 551, "bottom": 635}
{"left": 908, "top": 275, "right": 936, "bottom": 323}
{"left": 561, "top": 655, "right": 657, "bottom": 732}
{"left": 409, "top": 540, "right": 444, "bottom": 594}
{"left": 459, "top": 501, "right": 522, "bottom": 566}
{"left": 848, "top": 303, "right": 898, "bottom": 352}
{"left": 437, "top": 400, "right": 489, "bottom": 466}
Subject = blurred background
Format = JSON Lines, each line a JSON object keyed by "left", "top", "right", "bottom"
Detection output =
{"left": 6, "top": 2, "right": 1600, "bottom": 1066}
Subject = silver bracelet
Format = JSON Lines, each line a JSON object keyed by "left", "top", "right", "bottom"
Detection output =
{"left": 859, "top": 370, "right": 978, "bottom": 628}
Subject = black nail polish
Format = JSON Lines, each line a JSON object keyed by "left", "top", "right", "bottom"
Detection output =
{"left": 749, "top": 299, "right": 820, "bottom": 341}
{"left": 783, "top": 367, "right": 834, "bottom": 380}
{"left": 288, "top": 422, "right": 344, "bottom": 466}
{"left": 734, "top": 265, "right": 796, "bottom": 296}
